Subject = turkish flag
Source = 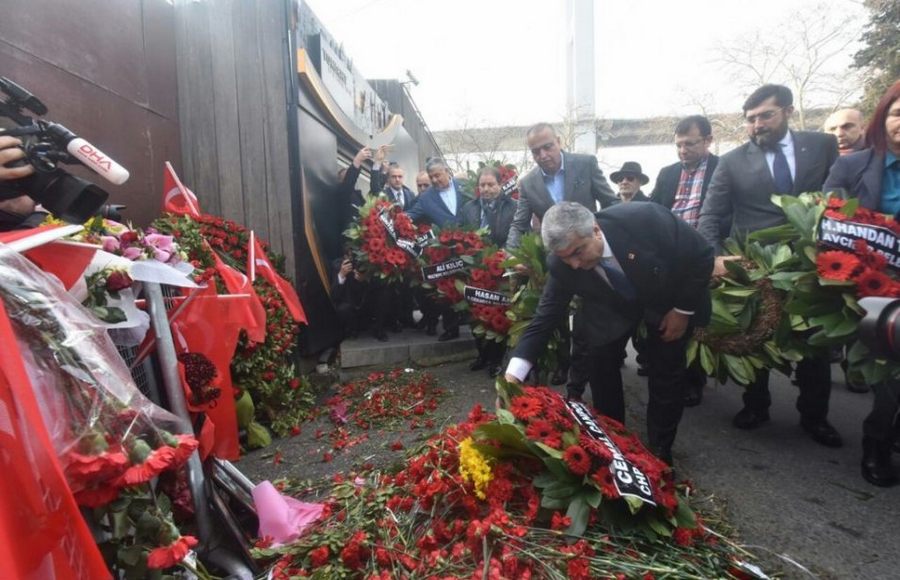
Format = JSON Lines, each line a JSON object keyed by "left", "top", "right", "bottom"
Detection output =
{"left": 24, "top": 241, "right": 98, "bottom": 290}
{"left": 171, "top": 284, "right": 244, "bottom": 461}
{"left": 162, "top": 162, "right": 201, "bottom": 218}
{"left": 0, "top": 301, "right": 110, "bottom": 579}
{"left": 0, "top": 226, "right": 97, "bottom": 290}
{"left": 248, "top": 232, "right": 307, "bottom": 324}
{"left": 209, "top": 247, "right": 267, "bottom": 343}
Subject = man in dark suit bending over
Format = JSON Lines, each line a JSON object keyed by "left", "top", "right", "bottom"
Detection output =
{"left": 697, "top": 84, "right": 842, "bottom": 447}
{"left": 504, "top": 201, "right": 714, "bottom": 465}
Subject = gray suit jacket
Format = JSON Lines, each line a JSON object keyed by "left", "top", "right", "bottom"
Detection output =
{"left": 506, "top": 151, "right": 617, "bottom": 247}
{"left": 697, "top": 130, "right": 838, "bottom": 251}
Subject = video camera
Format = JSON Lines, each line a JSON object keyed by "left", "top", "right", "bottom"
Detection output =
{"left": 858, "top": 297, "right": 900, "bottom": 360}
{"left": 0, "top": 77, "right": 129, "bottom": 224}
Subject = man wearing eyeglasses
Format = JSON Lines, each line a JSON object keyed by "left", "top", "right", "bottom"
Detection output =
{"left": 651, "top": 115, "right": 720, "bottom": 407}
{"left": 697, "top": 84, "right": 841, "bottom": 448}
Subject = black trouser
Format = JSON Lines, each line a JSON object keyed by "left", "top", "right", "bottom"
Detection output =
{"left": 475, "top": 336, "right": 506, "bottom": 364}
{"left": 369, "top": 279, "right": 395, "bottom": 334}
{"left": 567, "top": 309, "right": 591, "bottom": 389}
{"left": 743, "top": 356, "right": 832, "bottom": 421}
{"left": 863, "top": 380, "right": 900, "bottom": 443}
{"left": 571, "top": 324, "right": 690, "bottom": 457}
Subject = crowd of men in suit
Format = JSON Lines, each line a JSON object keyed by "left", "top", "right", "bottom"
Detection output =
{"left": 328, "top": 81, "right": 900, "bottom": 488}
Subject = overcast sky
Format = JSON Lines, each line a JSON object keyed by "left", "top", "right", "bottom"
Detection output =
{"left": 304, "top": 0, "right": 866, "bottom": 131}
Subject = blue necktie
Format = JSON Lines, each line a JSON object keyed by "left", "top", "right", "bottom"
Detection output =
{"left": 772, "top": 145, "right": 793, "bottom": 193}
{"left": 600, "top": 258, "right": 636, "bottom": 301}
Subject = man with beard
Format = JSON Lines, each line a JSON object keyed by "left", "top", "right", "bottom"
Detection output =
{"left": 823, "top": 108, "right": 866, "bottom": 156}
{"left": 698, "top": 84, "right": 842, "bottom": 448}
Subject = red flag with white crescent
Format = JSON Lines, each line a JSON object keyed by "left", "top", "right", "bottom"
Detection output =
{"left": 162, "top": 162, "right": 201, "bottom": 218}
{"left": 209, "top": 247, "right": 267, "bottom": 343}
{"left": 248, "top": 232, "right": 307, "bottom": 324}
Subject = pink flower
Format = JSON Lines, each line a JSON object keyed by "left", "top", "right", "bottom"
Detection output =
{"left": 101, "top": 235, "right": 120, "bottom": 252}
{"left": 122, "top": 246, "right": 143, "bottom": 260}
{"left": 144, "top": 233, "right": 176, "bottom": 262}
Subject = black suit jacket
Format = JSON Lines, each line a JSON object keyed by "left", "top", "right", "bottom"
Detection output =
{"left": 823, "top": 148, "right": 885, "bottom": 212}
{"left": 510, "top": 203, "right": 714, "bottom": 363}
{"left": 650, "top": 155, "right": 719, "bottom": 210}
{"left": 369, "top": 168, "right": 418, "bottom": 211}
{"left": 698, "top": 131, "right": 838, "bottom": 251}
{"left": 459, "top": 195, "right": 516, "bottom": 247}
{"left": 507, "top": 151, "right": 617, "bottom": 247}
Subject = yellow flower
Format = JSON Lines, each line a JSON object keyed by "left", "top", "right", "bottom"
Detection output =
{"left": 458, "top": 437, "right": 493, "bottom": 500}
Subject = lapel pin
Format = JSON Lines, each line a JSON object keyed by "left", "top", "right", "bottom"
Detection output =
{"left": 627, "top": 252, "right": 635, "bottom": 260}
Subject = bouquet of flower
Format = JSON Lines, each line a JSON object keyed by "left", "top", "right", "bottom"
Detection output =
{"left": 0, "top": 246, "right": 200, "bottom": 576}
{"left": 689, "top": 192, "right": 900, "bottom": 386}
{"left": 418, "top": 224, "right": 486, "bottom": 304}
{"left": 254, "top": 400, "right": 757, "bottom": 579}
{"left": 461, "top": 248, "right": 514, "bottom": 341}
{"left": 345, "top": 198, "right": 431, "bottom": 284}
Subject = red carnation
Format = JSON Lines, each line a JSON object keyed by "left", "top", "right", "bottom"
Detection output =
{"left": 563, "top": 444, "right": 592, "bottom": 475}
{"left": 147, "top": 535, "right": 198, "bottom": 569}
{"left": 525, "top": 419, "right": 562, "bottom": 448}
{"left": 855, "top": 268, "right": 894, "bottom": 297}
{"left": 816, "top": 250, "right": 860, "bottom": 280}
{"left": 308, "top": 545, "right": 330, "bottom": 568}
{"left": 510, "top": 395, "right": 543, "bottom": 420}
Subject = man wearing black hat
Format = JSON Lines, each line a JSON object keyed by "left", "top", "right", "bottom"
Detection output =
{"left": 610, "top": 162, "right": 651, "bottom": 203}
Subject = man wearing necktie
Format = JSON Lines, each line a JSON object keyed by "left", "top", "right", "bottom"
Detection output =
{"left": 505, "top": 202, "right": 714, "bottom": 466}
{"left": 697, "top": 84, "right": 842, "bottom": 447}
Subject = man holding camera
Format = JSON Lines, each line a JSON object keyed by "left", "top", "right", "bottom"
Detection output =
{"left": 0, "top": 135, "right": 38, "bottom": 231}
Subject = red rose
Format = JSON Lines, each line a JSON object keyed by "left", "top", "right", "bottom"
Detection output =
{"left": 105, "top": 270, "right": 133, "bottom": 292}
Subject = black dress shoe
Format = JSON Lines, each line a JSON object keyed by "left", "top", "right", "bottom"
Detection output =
{"left": 550, "top": 369, "right": 567, "bottom": 386}
{"left": 683, "top": 384, "right": 704, "bottom": 407}
{"left": 487, "top": 364, "right": 503, "bottom": 378}
{"left": 469, "top": 357, "right": 488, "bottom": 371}
{"left": 801, "top": 419, "right": 843, "bottom": 448}
{"left": 732, "top": 407, "right": 770, "bottom": 429}
{"left": 437, "top": 329, "right": 459, "bottom": 342}
{"left": 862, "top": 437, "right": 899, "bottom": 487}
{"left": 425, "top": 324, "right": 437, "bottom": 336}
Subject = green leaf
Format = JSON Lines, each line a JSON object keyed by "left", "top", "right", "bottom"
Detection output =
{"left": 699, "top": 343, "right": 716, "bottom": 375}
{"left": 117, "top": 545, "right": 144, "bottom": 567}
{"left": 532, "top": 473, "right": 558, "bottom": 488}
{"left": 495, "top": 408, "right": 516, "bottom": 425}
{"left": 565, "top": 494, "right": 590, "bottom": 537}
{"left": 542, "top": 480, "right": 581, "bottom": 499}
{"left": 534, "top": 441, "right": 563, "bottom": 459}
{"left": 685, "top": 339, "right": 699, "bottom": 365}
{"left": 584, "top": 488, "right": 602, "bottom": 509}
{"left": 623, "top": 494, "right": 645, "bottom": 514}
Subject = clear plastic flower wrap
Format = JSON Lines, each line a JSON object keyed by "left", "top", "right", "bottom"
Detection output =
{"left": 0, "top": 245, "right": 198, "bottom": 508}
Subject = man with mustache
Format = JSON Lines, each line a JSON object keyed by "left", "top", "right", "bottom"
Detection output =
{"left": 697, "top": 84, "right": 842, "bottom": 448}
